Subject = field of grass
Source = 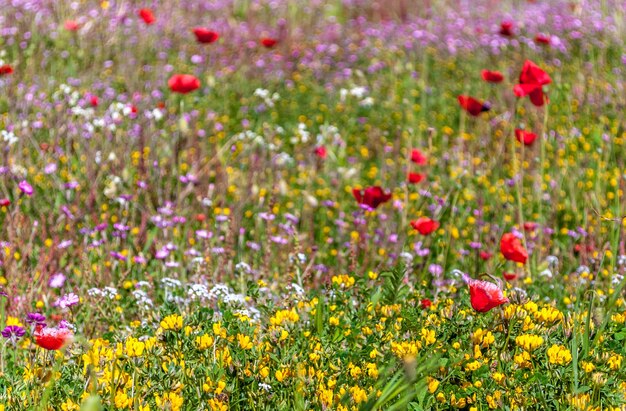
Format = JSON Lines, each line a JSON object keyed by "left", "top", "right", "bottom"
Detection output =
{"left": 1, "top": 0, "right": 626, "bottom": 409}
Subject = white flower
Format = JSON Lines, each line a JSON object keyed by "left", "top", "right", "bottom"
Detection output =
{"left": 1, "top": 130, "right": 18, "bottom": 146}
{"left": 539, "top": 269, "right": 553, "bottom": 278}
{"left": 359, "top": 97, "right": 374, "bottom": 107}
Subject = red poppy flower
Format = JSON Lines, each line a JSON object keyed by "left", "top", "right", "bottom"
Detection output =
{"left": 314, "top": 146, "right": 327, "bottom": 159}
{"left": 260, "top": 38, "right": 278, "bottom": 48}
{"left": 352, "top": 186, "right": 392, "bottom": 210}
{"left": 195, "top": 213, "right": 206, "bottom": 222}
{"left": 34, "top": 326, "right": 74, "bottom": 350}
{"left": 420, "top": 298, "right": 432, "bottom": 309}
{"left": 500, "top": 232, "right": 528, "bottom": 264}
{"left": 499, "top": 21, "right": 514, "bottom": 37}
{"left": 481, "top": 70, "right": 504, "bottom": 83}
{"left": 535, "top": 33, "right": 551, "bottom": 45}
{"left": 0, "top": 199, "right": 10, "bottom": 207}
{"left": 193, "top": 28, "right": 219, "bottom": 44}
{"left": 515, "top": 129, "right": 538, "bottom": 145}
{"left": 464, "top": 276, "right": 509, "bottom": 312}
{"left": 410, "top": 217, "right": 439, "bottom": 235}
{"left": 168, "top": 74, "right": 201, "bottom": 94}
{"left": 89, "top": 95, "right": 99, "bottom": 107}
{"left": 523, "top": 222, "right": 538, "bottom": 231}
{"left": 574, "top": 243, "right": 594, "bottom": 255}
{"left": 458, "top": 95, "right": 490, "bottom": 116}
{"left": 0, "top": 65, "right": 13, "bottom": 76}
{"left": 138, "top": 8, "right": 156, "bottom": 25}
{"left": 503, "top": 272, "right": 518, "bottom": 281}
{"left": 64, "top": 20, "right": 80, "bottom": 31}
{"left": 513, "top": 60, "right": 551, "bottom": 107}
{"left": 479, "top": 251, "right": 493, "bottom": 261}
{"left": 410, "top": 149, "right": 427, "bottom": 165}
{"left": 407, "top": 172, "right": 425, "bottom": 184}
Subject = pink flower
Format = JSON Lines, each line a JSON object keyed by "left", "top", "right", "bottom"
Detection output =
{"left": 18, "top": 180, "right": 33, "bottom": 196}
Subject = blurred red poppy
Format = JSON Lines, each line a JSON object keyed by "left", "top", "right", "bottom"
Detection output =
{"left": 514, "top": 60, "right": 551, "bottom": 107}
{"left": 89, "top": 95, "right": 99, "bottom": 107}
{"left": 34, "top": 326, "right": 74, "bottom": 350}
{"left": 193, "top": 28, "right": 219, "bottom": 44}
{"left": 0, "top": 65, "right": 14, "bottom": 76}
{"left": 410, "top": 149, "right": 427, "bottom": 165}
{"left": 499, "top": 21, "right": 514, "bottom": 37}
{"left": 407, "top": 172, "right": 425, "bottom": 184}
{"left": 535, "top": 33, "right": 551, "bottom": 45}
{"left": 420, "top": 298, "right": 432, "bottom": 309}
{"left": 523, "top": 222, "right": 538, "bottom": 231}
{"left": 410, "top": 217, "right": 439, "bottom": 235}
{"left": 168, "top": 74, "right": 201, "bottom": 94}
{"left": 503, "top": 272, "right": 518, "bottom": 281}
{"left": 465, "top": 276, "right": 509, "bottom": 312}
{"left": 138, "top": 8, "right": 156, "bottom": 25}
{"left": 261, "top": 38, "right": 278, "bottom": 48}
{"left": 458, "top": 95, "right": 490, "bottom": 116}
{"left": 64, "top": 20, "right": 80, "bottom": 31}
{"left": 500, "top": 232, "right": 528, "bottom": 264}
{"left": 314, "top": 146, "right": 327, "bottom": 159}
{"left": 515, "top": 129, "right": 538, "bottom": 145}
{"left": 352, "top": 186, "right": 391, "bottom": 210}
{"left": 479, "top": 251, "right": 493, "bottom": 261}
{"left": 481, "top": 70, "right": 504, "bottom": 83}
{"left": 0, "top": 199, "right": 10, "bottom": 207}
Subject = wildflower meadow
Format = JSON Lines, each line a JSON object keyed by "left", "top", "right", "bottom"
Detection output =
{"left": 1, "top": 0, "right": 626, "bottom": 409}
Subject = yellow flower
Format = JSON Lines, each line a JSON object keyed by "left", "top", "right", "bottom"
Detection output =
{"left": 208, "top": 399, "right": 228, "bottom": 411}
{"left": 195, "top": 334, "right": 214, "bottom": 350}
{"left": 6, "top": 316, "right": 23, "bottom": 327}
{"left": 155, "top": 392, "right": 183, "bottom": 411}
{"left": 607, "top": 354, "right": 622, "bottom": 370}
{"left": 421, "top": 328, "right": 436, "bottom": 345}
{"left": 464, "top": 360, "right": 481, "bottom": 372}
{"left": 349, "top": 386, "right": 368, "bottom": 404}
{"left": 275, "top": 369, "right": 286, "bottom": 382}
{"left": 547, "top": 344, "right": 572, "bottom": 365}
{"left": 61, "top": 399, "right": 80, "bottom": 411}
{"left": 515, "top": 334, "right": 544, "bottom": 352}
{"left": 492, "top": 372, "right": 505, "bottom": 385}
{"left": 212, "top": 322, "right": 227, "bottom": 338}
{"left": 237, "top": 334, "right": 253, "bottom": 350}
{"left": 331, "top": 274, "right": 355, "bottom": 288}
{"left": 114, "top": 391, "right": 132, "bottom": 409}
{"left": 259, "top": 366, "right": 270, "bottom": 378}
{"left": 269, "top": 309, "right": 300, "bottom": 326}
{"left": 124, "top": 337, "right": 145, "bottom": 358}
{"left": 366, "top": 363, "right": 378, "bottom": 378}
{"left": 160, "top": 314, "right": 183, "bottom": 331}
{"left": 428, "top": 378, "right": 440, "bottom": 393}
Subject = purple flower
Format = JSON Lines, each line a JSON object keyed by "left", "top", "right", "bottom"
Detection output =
{"left": 18, "top": 180, "right": 33, "bottom": 196}
{"left": 26, "top": 312, "right": 46, "bottom": 326}
{"left": 49, "top": 273, "right": 66, "bottom": 288}
{"left": 1, "top": 325, "right": 25, "bottom": 343}
{"left": 428, "top": 264, "right": 444, "bottom": 276}
{"left": 133, "top": 255, "right": 146, "bottom": 264}
{"left": 44, "top": 163, "right": 57, "bottom": 174}
{"left": 55, "top": 293, "right": 80, "bottom": 310}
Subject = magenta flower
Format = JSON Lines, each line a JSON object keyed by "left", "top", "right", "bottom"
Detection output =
{"left": 2, "top": 325, "right": 25, "bottom": 344}
{"left": 49, "top": 273, "right": 66, "bottom": 288}
{"left": 55, "top": 293, "right": 80, "bottom": 310}
{"left": 18, "top": 180, "right": 33, "bottom": 196}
